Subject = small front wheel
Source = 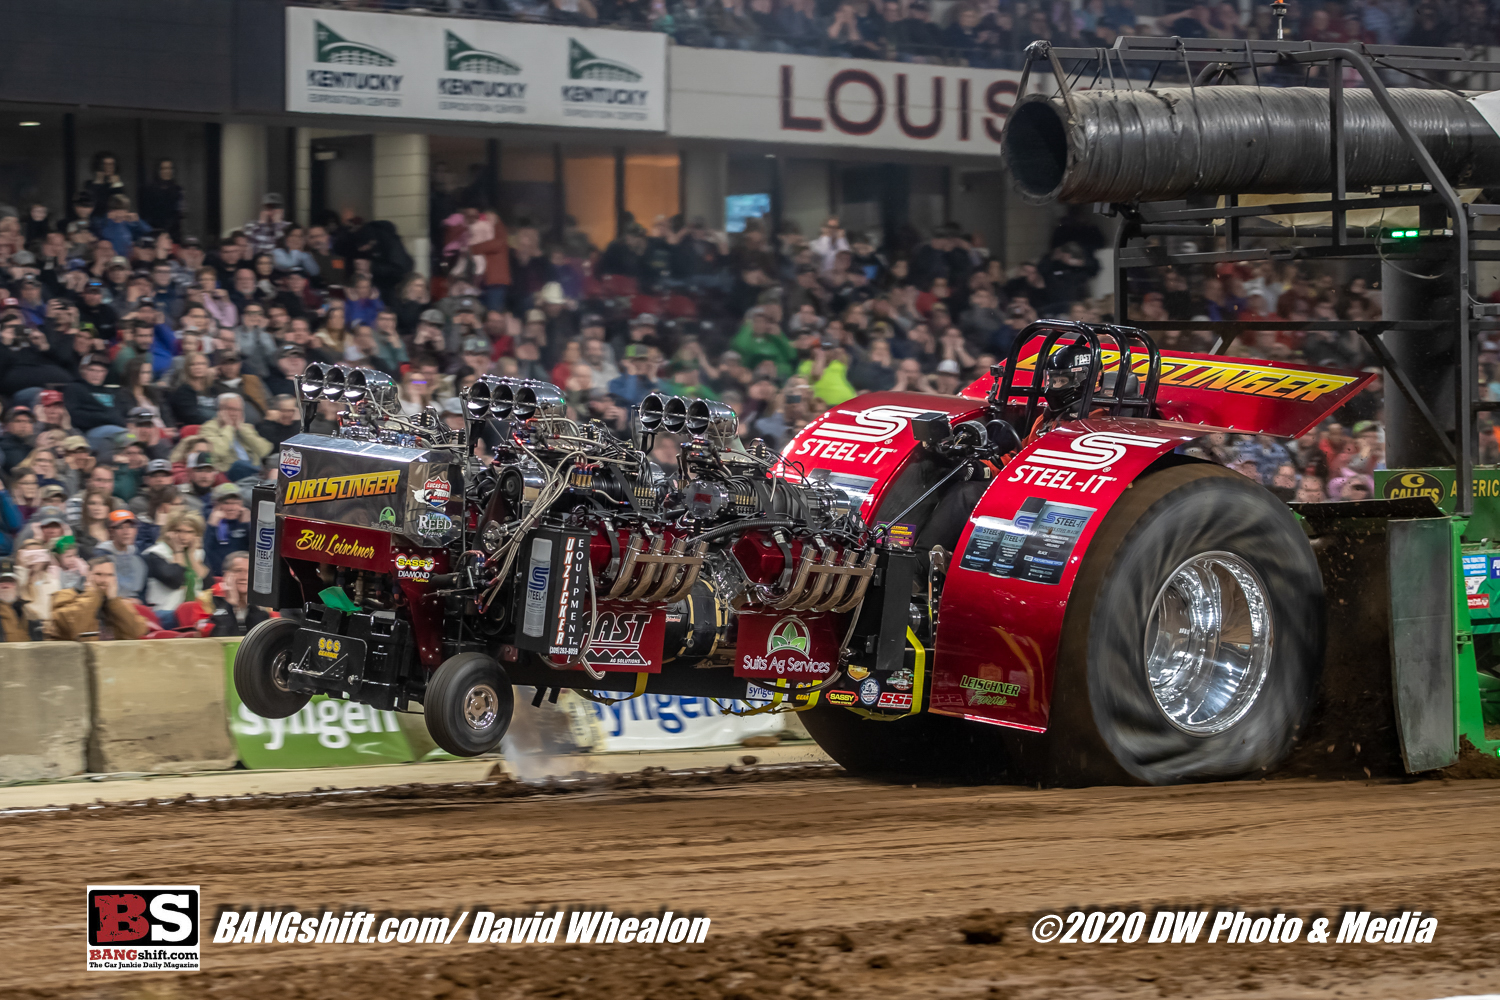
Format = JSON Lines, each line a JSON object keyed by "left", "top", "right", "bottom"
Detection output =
{"left": 234, "top": 617, "right": 311, "bottom": 719}
{"left": 423, "top": 653, "right": 514, "bottom": 757}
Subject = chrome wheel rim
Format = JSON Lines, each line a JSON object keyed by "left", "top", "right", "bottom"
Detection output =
{"left": 1144, "top": 551, "right": 1273, "bottom": 736}
{"left": 463, "top": 684, "right": 500, "bottom": 731}
{"left": 270, "top": 648, "right": 293, "bottom": 693}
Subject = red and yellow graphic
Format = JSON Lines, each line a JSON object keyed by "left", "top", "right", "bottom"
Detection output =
{"left": 284, "top": 470, "right": 402, "bottom": 506}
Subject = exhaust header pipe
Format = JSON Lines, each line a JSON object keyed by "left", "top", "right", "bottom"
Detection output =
{"left": 1002, "top": 86, "right": 1500, "bottom": 204}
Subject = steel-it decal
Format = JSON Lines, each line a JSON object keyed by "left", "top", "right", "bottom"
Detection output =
{"left": 1024, "top": 431, "right": 1172, "bottom": 471}
{"left": 809, "top": 404, "right": 934, "bottom": 444}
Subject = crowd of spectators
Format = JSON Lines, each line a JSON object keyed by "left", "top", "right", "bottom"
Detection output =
{"left": 7, "top": 131, "right": 1474, "bottom": 645}
{"left": 309, "top": 0, "right": 1500, "bottom": 68}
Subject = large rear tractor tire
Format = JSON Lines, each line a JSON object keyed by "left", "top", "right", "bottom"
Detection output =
{"left": 1039, "top": 462, "right": 1324, "bottom": 786}
{"left": 234, "top": 617, "right": 311, "bottom": 719}
{"left": 423, "top": 653, "right": 514, "bottom": 758}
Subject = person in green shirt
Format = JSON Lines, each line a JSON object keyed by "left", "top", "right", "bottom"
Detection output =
{"left": 796, "top": 340, "right": 858, "bottom": 406}
{"left": 662, "top": 358, "right": 719, "bottom": 400}
{"left": 730, "top": 307, "right": 797, "bottom": 380}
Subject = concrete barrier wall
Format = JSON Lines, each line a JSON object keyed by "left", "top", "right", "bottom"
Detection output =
{"left": 0, "top": 642, "right": 90, "bottom": 780}
{"left": 87, "top": 638, "right": 237, "bottom": 774}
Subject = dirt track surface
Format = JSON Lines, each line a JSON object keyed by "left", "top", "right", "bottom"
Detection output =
{"left": 8, "top": 772, "right": 1499, "bottom": 999}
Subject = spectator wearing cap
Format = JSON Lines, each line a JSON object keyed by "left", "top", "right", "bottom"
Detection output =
{"left": 460, "top": 335, "right": 495, "bottom": 378}
{"left": 18, "top": 503, "right": 69, "bottom": 552}
{"left": 110, "top": 439, "right": 151, "bottom": 503}
{"left": 607, "top": 345, "right": 664, "bottom": 408}
{"left": 56, "top": 436, "right": 96, "bottom": 497}
{"left": 1, "top": 406, "right": 36, "bottom": 472}
{"left": 96, "top": 508, "right": 148, "bottom": 600}
{"left": 0, "top": 560, "right": 41, "bottom": 641}
{"left": 16, "top": 275, "right": 47, "bottom": 327}
{"left": 77, "top": 279, "right": 118, "bottom": 341}
{"left": 143, "top": 510, "right": 209, "bottom": 629}
{"left": 93, "top": 194, "right": 150, "bottom": 256}
{"left": 731, "top": 307, "right": 797, "bottom": 380}
{"left": 264, "top": 343, "right": 307, "bottom": 398}
{"left": 344, "top": 274, "right": 385, "bottom": 329}
{"left": 200, "top": 393, "right": 271, "bottom": 481}
{"left": 256, "top": 395, "right": 302, "bottom": 450}
{"left": 131, "top": 458, "right": 177, "bottom": 518}
{"left": 45, "top": 555, "right": 148, "bottom": 641}
{"left": 34, "top": 390, "right": 72, "bottom": 435}
{"left": 272, "top": 267, "right": 317, "bottom": 321}
{"left": 411, "top": 307, "right": 449, "bottom": 357}
{"left": 203, "top": 482, "right": 250, "bottom": 577}
{"left": 214, "top": 350, "right": 270, "bottom": 423}
{"left": 65, "top": 355, "right": 130, "bottom": 456}
{"left": 243, "top": 193, "right": 290, "bottom": 257}
{"left": 179, "top": 451, "right": 222, "bottom": 516}
{"left": 207, "top": 550, "right": 269, "bottom": 637}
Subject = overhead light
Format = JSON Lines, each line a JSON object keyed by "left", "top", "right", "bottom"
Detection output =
{"left": 18, "top": 121, "right": 40, "bottom": 127}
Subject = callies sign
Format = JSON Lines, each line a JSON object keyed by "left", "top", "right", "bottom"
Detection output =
{"left": 669, "top": 48, "right": 1029, "bottom": 154}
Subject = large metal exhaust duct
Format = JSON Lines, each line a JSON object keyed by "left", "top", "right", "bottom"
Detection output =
{"left": 1003, "top": 86, "right": 1500, "bottom": 204}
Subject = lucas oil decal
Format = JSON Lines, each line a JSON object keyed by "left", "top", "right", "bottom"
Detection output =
{"left": 280, "top": 446, "right": 302, "bottom": 478}
{"left": 414, "top": 475, "right": 452, "bottom": 508}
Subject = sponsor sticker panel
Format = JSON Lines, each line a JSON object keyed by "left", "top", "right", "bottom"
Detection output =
{"left": 286, "top": 7, "right": 666, "bottom": 130}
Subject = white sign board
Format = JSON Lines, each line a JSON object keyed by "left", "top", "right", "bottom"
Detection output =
{"left": 285, "top": 7, "right": 667, "bottom": 131}
{"left": 670, "top": 47, "right": 1026, "bottom": 155}
{"left": 590, "top": 694, "right": 785, "bottom": 752}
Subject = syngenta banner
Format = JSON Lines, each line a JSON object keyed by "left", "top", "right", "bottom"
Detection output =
{"left": 670, "top": 47, "right": 1029, "bottom": 154}
{"left": 286, "top": 7, "right": 666, "bottom": 131}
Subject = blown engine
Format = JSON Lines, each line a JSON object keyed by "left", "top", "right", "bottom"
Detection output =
{"left": 245, "top": 364, "right": 885, "bottom": 756}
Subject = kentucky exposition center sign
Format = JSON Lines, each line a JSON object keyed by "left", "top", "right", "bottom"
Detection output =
{"left": 285, "top": 6, "right": 667, "bottom": 131}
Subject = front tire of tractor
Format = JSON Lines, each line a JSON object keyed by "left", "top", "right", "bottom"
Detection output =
{"left": 234, "top": 617, "right": 311, "bottom": 719}
{"left": 423, "top": 653, "right": 514, "bottom": 758}
{"left": 1044, "top": 462, "right": 1324, "bottom": 786}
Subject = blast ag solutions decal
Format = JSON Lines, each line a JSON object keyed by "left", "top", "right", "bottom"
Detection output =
{"left": 960, "top": 498, "right": 1095, "bottom": 586}
{"left": 280, "top": 446, "right": 303, "bottom": 478}
{"left": 585, "top": 611, "right": 654, "bottom": 668}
